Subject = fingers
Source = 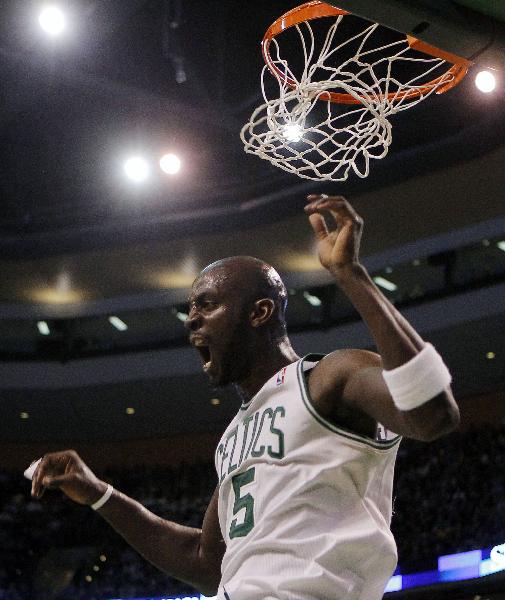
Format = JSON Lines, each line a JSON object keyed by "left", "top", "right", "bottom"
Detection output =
{"left": 42, "top": 474, "right": 75, "bottom": 489}
{"left": 30, "top": 450, "right": 77, "bottom": 499}
{"left": 307, "top": 213, "right": 329, "bottom": 240}
{"left": 305, "top": 194, "right": 363, "bottom": 226}
{"left": 31, "top": 455, "right": 51, "bottom": 498}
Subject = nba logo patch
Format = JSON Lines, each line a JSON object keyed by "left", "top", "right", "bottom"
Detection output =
{"left": 276, "top": 367, "right": 287, "bottom": 386}
{"left": 376, "top": 423, "right": 397, "bottom": 442}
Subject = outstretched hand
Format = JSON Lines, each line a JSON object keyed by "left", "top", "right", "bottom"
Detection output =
{"left": 31, "top": 450, "right": 108, "bottom": 506}
{"left": 304, "top": 195, "right": 363, "bottom": 277}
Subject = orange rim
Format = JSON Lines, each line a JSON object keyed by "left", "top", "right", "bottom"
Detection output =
{"left": 261, "top": 1, "right": 471, "bottom": 105}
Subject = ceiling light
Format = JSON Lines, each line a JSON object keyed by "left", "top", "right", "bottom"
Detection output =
{"left": 373, "top": 276, "right": 398, "bottom": 292}
{"left": 303, "top": 291, "right": 322, "bottom": 307}
{"left": 108, "top": 316, "right": 128, "bottom": 331}
{"left": 497, "top": 241, "right": 505, "bottom": 252}
{"left": 210, "top": 398, "right": 221, "bottom": 406}
{"left": 92, "top": 566, "right": 100, "bottom": 572}
{"left": 282, "top": 123, "right": 303, "bottom": 143}
{"left": 474, "top": 70, "right": 496, "bottom": 93}
{"left": 37, "top": 321, "right": 50, "bottom": 335}
{"left": 20, "top": 412, "right": 30, "bottom": 420}
{"left": 152, "top": 271, "right": 196, "bottom": 288}
{"left": 39, "top": 6, "right": 66, "bottom": 36}
{"left": 99, "top": 555, "right": 107, "bottom": 562}
{"left": 486, "top": 351, "right": 496, "bottom": 360}
{"left": 124, "top": 157, "right": 149, "bottom": 182}
{"left": 160, "top": 153, "right": 181, "bottom": 175}
{"left": 56, "top": 272, "right": 71, "bottom": 290}
{"left": 126, "top": 407, "right": 135, "bottom": 415}
{"left": 30, "top": 288, "right": 84, "bottom": 304}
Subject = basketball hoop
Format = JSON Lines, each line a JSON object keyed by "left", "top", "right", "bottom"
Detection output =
{"left": 240, "top": 1, "right": 471, "bottom": 181}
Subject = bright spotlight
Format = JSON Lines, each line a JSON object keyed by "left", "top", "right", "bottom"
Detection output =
{"left": 37, "top": 321, "right": 50, "bottom": 336}
{"left": 282, "top": 123, "right": 303, "bottom": 143}
{"left": 39, "top": 5, "right": 66, "bottom": 36}
{"left": 160, "top": 153, "right": 181, "bottom": 175}
{"left": 475, "top": 70, "right": 496, "bottom": 93}
{"left": 124, "top": 157, "right": 149, "bottom": 183}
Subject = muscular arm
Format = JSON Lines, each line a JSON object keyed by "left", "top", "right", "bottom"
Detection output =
{"left": 310, "top": 348, "right": 458, "bottom": 441}
{"left": 97, "top": 484, "right": 224, "bottom": 595}
{"left": 32, "top": 451, "right": 224, "bottom": 595}
{"left": 305, "top": 195, "right": 460, "bottom": 441}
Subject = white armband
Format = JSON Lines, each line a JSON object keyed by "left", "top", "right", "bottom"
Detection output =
{"left": 382, "top": 343, "right": 452, "bottom": 411}
{"left": 91, "top": 484, "right": 114, "bottom": 511}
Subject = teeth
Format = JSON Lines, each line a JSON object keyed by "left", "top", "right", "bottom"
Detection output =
{"left": 203, "top": 361, "right": 211, "bottom": 370}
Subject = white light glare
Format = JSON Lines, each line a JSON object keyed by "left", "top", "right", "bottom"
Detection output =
{"left": 303, "top": 291, "right": 322, "bottom": 307}
{"left": 37, "top": 321, "right": 50, "bottom": 335}
{"left": 124, "top": 157, "right": 149, "bottom": 183}
{"left": 39, "top": 6, "right": 66, "bottom": 36}
{"left": 160, "top": 153, "right": 181, "bottom": 175}
{"left": 497, "top": 241, "right": 505, "bottom": 252}
{"left": 373, "top": 276, "right": 398, "bottom": 292}
{"left": 176, "top": 311, "right": 188, "bottom": 322}
{"left": 108, "top": 316, "right": 128, "bottom": 331}
{"left": 282, "top": 123, "right": 303, "bottom": 143}
{"left": 475, "top": 70, "right": 496, "bottom": 93}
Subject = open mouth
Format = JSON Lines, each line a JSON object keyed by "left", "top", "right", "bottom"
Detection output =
{"left": 192, "top": 338, "right": 212, "bottom": 371}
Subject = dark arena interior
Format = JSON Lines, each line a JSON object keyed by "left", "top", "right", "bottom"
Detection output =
{"left": 0, "top": 1, "right": 504, "bottom": 599}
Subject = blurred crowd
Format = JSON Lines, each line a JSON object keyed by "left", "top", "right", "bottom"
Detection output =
{"left": 1, "top": 424, "right": 504, "bottom": 600}
{"left": 392, "top": 424, "right": 505, "bottom": 572}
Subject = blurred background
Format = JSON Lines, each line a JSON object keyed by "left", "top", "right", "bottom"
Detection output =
{"left": 0, "top": 1, "right": 504, "bottom": 599}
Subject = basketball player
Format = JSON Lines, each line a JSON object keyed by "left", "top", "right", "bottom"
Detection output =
{"left": 30, "top": 195, "right": 459, "bottom": 600}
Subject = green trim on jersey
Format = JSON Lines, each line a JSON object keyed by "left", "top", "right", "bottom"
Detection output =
{"left": 297, "top": 354, "right": 401, "bottom": 450}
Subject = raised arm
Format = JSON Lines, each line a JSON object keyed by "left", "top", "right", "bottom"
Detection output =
{"left": 31, "top": 450, "right": 225, "bottom": 595}
{"left": 304, "top": 195, "right": 460, "bottom": 441}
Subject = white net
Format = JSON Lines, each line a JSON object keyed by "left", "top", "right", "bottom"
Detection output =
{"left": 240, "top": 13, "right": 460, "bottom": 181}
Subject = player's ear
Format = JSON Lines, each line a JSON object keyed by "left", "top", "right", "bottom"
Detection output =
{"left": 250, "top": 298, "right": 275, "bottom": 328}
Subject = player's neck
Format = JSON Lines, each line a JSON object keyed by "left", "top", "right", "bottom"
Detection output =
{"left": 234, "top": 336, "right": 299, "bottom": 402}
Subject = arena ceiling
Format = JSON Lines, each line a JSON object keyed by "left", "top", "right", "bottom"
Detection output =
{"left": 0, "top": 0, "right": 503, "bottom": 443}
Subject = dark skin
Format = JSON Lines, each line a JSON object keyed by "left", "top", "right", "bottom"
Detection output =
{"left": 186, "top": 258, "right": 298, "bottom": 395}
{"left": 30, "top": 195, "right": 460, "bottom": 595}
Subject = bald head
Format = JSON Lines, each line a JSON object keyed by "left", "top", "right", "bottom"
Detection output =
{"left": 197, "top": 256, "right": 288, "bottom": 334}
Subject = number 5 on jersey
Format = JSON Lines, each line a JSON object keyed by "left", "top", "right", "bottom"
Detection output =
{"left": 229, "top": 467, "right": 256, "bottom": 539}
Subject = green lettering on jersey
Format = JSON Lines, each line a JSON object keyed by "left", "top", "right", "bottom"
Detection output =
{"left": 238, "top": 414, "right": 254, "bottom": 468}
{"left": 251, "top": 408, "right": 272, "bottom": 458}
{"left": 216, "top": 443, "right": 224, "bottom": 483}
{"left": 229, "top": 467, "right": 256, "bottom": 539}
{"left": 243, "top": 412, "right": 260, "bottom": 463}
{"left": 267, "top": 406, "right": 286, "bottom": 459}
{"left": 227, "top": 427, "right": 239, "bottom": 475}
{"left": 220, "top": 428, "right": 236, "bottom": 484}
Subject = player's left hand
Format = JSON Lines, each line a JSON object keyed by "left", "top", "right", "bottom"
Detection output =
{"left": 304, "top": 194, "right": 363, "bottom": 277}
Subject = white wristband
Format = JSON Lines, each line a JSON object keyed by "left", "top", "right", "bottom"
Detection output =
{"left": 382, "top": 343, "right": 452, "bottom": 411}
{"left": 91, "top": 484, "right": 114, "bottom": 511}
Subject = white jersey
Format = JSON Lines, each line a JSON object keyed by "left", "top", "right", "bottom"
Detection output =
{"left": 214, "top": 355, "right": 401, "bottom": 600}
